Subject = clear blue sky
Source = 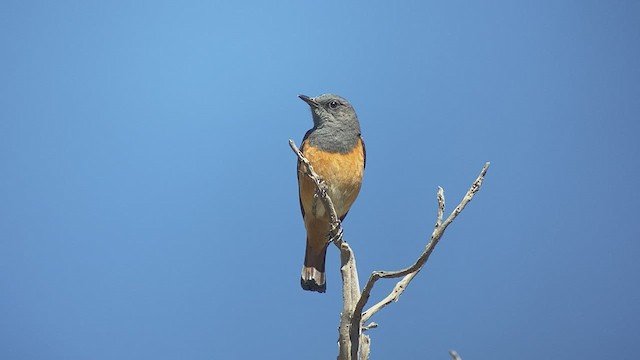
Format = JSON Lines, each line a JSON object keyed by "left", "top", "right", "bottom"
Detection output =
{"left": 1, "top": 1, "right": 639, "bottom": 359}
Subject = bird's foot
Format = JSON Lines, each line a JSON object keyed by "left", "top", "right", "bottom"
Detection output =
{"left": 328, "top": 223, "right": 344, "bottom": 245}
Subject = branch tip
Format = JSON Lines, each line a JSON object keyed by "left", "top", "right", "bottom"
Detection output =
{"left": 356, "top": 162, "right": 490, "bottom": 331}
{"left": 449, "top": 350, "right": 462, "bottom": 360}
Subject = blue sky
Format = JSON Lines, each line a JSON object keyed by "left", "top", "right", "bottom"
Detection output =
{"left": 1, "top": 1, "right": 639, "bottom": 359}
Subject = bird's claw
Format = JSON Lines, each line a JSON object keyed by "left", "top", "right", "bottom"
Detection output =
{"left": 328, "top": 223, "right": 344, "bottom": 245}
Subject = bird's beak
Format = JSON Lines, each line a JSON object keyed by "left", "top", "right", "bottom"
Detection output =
{"left": 298, "top": 94, "right": 319, "bottom": 108}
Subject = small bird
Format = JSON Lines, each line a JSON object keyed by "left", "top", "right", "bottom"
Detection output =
{"left": 297, "top": 94, "right": 366, "bottom": 293}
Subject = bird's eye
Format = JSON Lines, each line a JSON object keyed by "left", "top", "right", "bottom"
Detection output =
{"left": 329, "top": 100, "right": 339, "bottom": 109}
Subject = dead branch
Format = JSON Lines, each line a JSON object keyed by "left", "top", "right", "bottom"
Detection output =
{"left": 449, "top": 350, "right": 462, "bottom": 360}
{"left": 357, "top": 163, "right": 490, "bottom": 327}
{"left": 290, "top": 138, "right": 489, "bottom": 360}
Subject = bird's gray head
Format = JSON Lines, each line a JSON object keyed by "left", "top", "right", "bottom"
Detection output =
{"left": 298, "top": 94, "right": 361, "bottom": 134}
{"left": 298, "top": 93, "right": 362, "bottom": 153}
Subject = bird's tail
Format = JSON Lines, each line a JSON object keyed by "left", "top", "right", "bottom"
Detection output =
{"left": 301, "top": 244, "right": 327, "bottom": 293}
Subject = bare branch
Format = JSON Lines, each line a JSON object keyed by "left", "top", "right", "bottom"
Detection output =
{"left": 339, "top": 242, "right": 361, "bottom": 360}
{"left": 355, "top": 162, "right": 490, "bottom": 329}
{"left": 362, "top": 322, "right": 378, "bottom": 331}
{"left": 441, "top": 162, "right": 489, "bottom": 230}
{"left": 359, "top": 335, "right": 370, "bottom": 360}
{"left": 361, "top": 271, "right": 418, "bottom": 324}
{"left": 449, "top": 350, "right": 462, "bottom": 360}
{"left": 436, "top": 186, "right": 445, "bottom": 227}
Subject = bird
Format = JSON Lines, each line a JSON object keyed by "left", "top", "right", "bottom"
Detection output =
{"left": 297, "top": 93, "right": 366, "bottom": 293}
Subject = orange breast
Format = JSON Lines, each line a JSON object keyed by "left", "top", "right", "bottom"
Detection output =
{"left": 299, "top": 138, "right": 365, "bottom": 219}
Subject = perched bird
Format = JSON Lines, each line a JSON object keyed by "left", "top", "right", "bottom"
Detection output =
{"left": 297, "top": 94, "right": 366, "bottom": 293}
